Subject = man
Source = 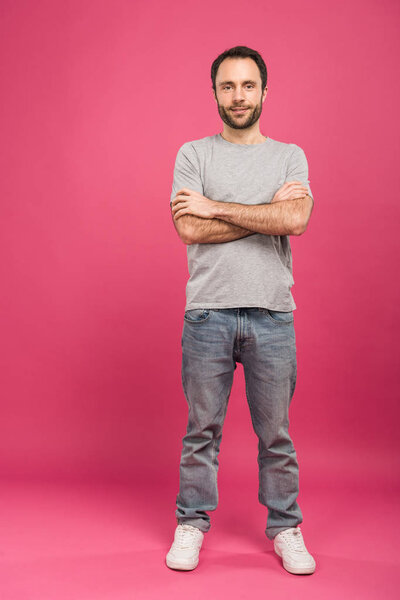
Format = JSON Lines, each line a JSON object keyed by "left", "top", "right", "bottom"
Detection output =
{"left": 166, "top": 45, "right": 316, "bottom": 575}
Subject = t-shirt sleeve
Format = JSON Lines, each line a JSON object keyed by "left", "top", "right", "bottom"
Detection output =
{"left": 170, "top": 143, "right": 204, "bottom": 207}
{"left": 284, "top": 144, "right": 313, "bottom": 201}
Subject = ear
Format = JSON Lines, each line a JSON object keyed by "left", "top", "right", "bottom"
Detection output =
{"left": 262, "top": 86, "right": 268, "bottom": 103}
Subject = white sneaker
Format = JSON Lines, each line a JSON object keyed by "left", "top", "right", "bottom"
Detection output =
{"left": 166, "top": 524, "right": 205, "bottom": 570}
{"left": 274, "top": 526, "right": 316, "bottom": 574}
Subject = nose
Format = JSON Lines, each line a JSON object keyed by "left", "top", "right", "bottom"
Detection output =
{"left": 232, "top": 86, "right": 245, "bottom": 102}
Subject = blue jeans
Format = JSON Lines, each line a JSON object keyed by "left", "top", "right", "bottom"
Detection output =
{"left": 175, "top": 307, "right": 303, "bottom": 540}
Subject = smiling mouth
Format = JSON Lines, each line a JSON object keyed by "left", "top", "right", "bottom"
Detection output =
{"left": 231, "top": 108, "right": 249, "bottom": 114}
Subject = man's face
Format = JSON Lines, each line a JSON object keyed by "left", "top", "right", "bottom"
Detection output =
{"left": 213, "top": 57, "right": 267, "bottom": 130}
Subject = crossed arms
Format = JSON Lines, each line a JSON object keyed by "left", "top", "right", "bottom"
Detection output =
{"left": 170, "top": 186, "right": 314, "bottom": 244}
{"left": 172, "top": 213, "right": 256, "bottom": 244}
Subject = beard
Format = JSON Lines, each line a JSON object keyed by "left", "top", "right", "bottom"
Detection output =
{"left": 216, "top": 95, "right": 263, "bottom": 130}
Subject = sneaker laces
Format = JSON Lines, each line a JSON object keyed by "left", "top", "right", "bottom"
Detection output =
{"left": 175, "top": 524, "right": 202, "bottom": 549}
{"left": 279, "top": 526, "right": 307, "bottom": 553}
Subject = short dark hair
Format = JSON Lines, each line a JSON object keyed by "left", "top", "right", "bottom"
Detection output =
{"left": 211, "top": 46, "right": 268, "bottom": 93}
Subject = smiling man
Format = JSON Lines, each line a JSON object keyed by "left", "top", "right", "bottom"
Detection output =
{"left": 166, "top": 45, "right": 316, "bottom": 575}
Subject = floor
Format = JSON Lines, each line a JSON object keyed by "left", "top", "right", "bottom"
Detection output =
{"left": 0, "top": 475, "right": 397, "bottom": 600}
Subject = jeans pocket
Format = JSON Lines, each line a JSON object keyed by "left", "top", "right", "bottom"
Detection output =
{"left": 184, "top": 308, "right": 211, "bottom": 323}
{"left": 258, "top": 307, "right": 294, "bottom": 324}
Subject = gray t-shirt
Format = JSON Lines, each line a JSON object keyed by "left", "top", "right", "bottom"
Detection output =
{"left": 170, "top": 133, "right": 313, "bottom": 312}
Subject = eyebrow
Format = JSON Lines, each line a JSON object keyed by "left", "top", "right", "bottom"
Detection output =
{"left": 218, "top": 80, "right": 258, "bottom": 87}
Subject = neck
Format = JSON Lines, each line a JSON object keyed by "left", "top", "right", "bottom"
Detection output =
{"left": 220, "top": 130, "right": 267, "bottom": 145}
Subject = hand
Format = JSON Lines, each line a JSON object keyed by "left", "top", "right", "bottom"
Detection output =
{"left": 271, "top": 181, "right": 309, "bottom": 204}
{"left": 171, "top": 188, "right": 218, "bottom": 220}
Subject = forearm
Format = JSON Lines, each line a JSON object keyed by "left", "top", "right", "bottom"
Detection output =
{"left": 214, "top": 197, "right": 311, "bottom": 236}
{"left": 178, "top": 214, "right": 256, "bottom": 244}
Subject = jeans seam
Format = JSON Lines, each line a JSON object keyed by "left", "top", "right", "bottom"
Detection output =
{"left": 211, "top": 436, "right": 218, "bottom": 503}
{"left": 258, "top": 308, "right": 293, "bottom": 325}
{"left": 183, "top": 309, "right": 211, "bottom": 324}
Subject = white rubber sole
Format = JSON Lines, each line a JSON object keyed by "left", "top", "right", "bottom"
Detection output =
{"left": 165, "top": 555, "right": 199, "bottom": 570}
{"left": 274, "top": 545, "right": 316, "bottom": 575}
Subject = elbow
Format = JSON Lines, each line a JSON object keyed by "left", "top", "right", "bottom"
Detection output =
{"left": 172, "top": 212, "right": 195, "bottom": 244}
{"left": 293, "top": 195, "right": 313, "bottom": 235}
{"left": 292, "top": 219, "right": 308, "bottom": 236}
{"left": 185, "top": 236, "right": 197, "bottom": 245}
{"left": 179, "top": 223, "right": 196, "bottom": 245}
{"left": 182, "top": 234, "right": 194, "bottom": 245}
{"left": 293, "top": 209, "right": 313, "bottom": 236}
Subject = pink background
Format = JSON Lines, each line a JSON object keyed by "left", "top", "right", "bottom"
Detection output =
{"left": 0, "top": 0, "right": 399, "bottom": 598}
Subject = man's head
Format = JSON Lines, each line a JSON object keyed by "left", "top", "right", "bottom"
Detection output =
{"left": 211, "top": 46, "right": 268, "bottom": 131}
